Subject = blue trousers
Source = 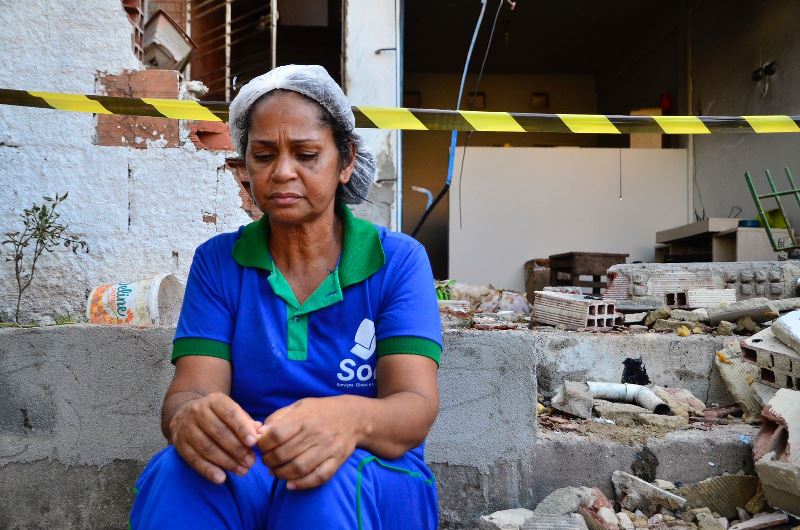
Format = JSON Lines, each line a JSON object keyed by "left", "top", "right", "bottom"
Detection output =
{"left": 130, "top": 446, "right": 438, "bottom": 529}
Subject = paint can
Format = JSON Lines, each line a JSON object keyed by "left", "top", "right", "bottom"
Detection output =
{"left": 86, "top": 273, "right": 184, "bottom": 326}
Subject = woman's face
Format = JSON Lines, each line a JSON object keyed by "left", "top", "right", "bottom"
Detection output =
{"left": 245, "top": 90, "right": 353, "bottom": 225}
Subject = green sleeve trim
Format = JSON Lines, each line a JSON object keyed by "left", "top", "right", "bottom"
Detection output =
{"left": 377, "top": 336, "right": 441, "bottom": 366}
{"left": 171, "top": 337, "right": 231, "bottom": 363}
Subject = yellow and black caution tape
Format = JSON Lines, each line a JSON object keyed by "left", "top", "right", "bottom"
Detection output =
{"left": 2, "top": 88, "right": 799, "bottom": 135}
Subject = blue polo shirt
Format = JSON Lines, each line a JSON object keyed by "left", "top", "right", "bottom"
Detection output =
{"left": 171, "top": 203, "right": 442, "bottom": 443}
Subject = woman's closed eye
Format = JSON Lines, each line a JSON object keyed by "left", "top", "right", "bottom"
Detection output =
{"left": 296, "top": 152, "right": 319, "bottom": 162}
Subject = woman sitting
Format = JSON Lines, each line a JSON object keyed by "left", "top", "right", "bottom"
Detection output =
{"left": 129, "top": 64, "right": 442, "bottom": 529}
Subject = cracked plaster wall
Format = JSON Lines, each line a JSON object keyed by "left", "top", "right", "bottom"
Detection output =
{"left": 0, "top": 0, "right": 400, "bottom": 324}
{"left": 0, "top": 1, "right": 257, "bottom": 323}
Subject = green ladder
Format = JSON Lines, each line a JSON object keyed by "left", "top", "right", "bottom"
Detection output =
{"left": 745, "top": 167, "right": 800, "bottom": 252}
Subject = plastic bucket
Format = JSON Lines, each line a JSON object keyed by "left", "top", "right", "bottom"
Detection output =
{"left": 86, "top": 273, "right": 184, "bottom": 326}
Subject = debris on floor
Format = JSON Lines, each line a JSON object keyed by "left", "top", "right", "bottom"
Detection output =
{"left": 753, "top": 389, "right": 800, "bottom": 516}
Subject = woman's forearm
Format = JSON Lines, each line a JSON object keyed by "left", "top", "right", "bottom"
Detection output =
{"left": 339, "top": 391, "right": 439, "bottom": 460}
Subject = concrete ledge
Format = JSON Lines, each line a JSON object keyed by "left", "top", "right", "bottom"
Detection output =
{"left": 0, "top": 325, "right": 745, "bottom": 529}
{"left": 527, "top": 331, "right": 733, "bottom": 404}
{"left": 436, "top": 425, "right": 758, "bottom": 529}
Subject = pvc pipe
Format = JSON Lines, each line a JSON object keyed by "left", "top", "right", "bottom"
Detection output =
{"left": 587, "top": 382, "right": 671, "bottom": 415}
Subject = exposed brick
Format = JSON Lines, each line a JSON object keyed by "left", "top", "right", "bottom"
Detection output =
{"left": 96, "top": 70, "right": 180, "bottom": 148}
{"left": 148, "top": 0, "right": 186, "bottom": 28}
{"left": 225, "top": 158, "right": 262, "bottom": 220}
{"left": 189, "top": 121, "right": 234, "bottom": 151}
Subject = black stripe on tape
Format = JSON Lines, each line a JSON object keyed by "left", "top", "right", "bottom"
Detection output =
{"left": 514, "top": 114, "right": 572, "bottom": 134}
{"left": 0, "top": 89, "right": 54, "bottom": 110}
{"left": 410, "top": 109, "right": 475, "bottom": 132}
{"left": 607, "top": 115, "right": 662, "bottom": 134}
{"left": 85, "top": 95, "right": 166, "bottom": 118}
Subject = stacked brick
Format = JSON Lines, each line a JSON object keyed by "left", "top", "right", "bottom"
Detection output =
{"left": 741, "top": 327, "right": 800, "bottom": 390}
{"left": 532, "top": 291, "right": 623, "bottom": 330}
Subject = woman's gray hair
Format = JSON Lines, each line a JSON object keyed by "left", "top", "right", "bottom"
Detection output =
{"left": 228, "top": 65, "right": 375, "bottom": 205}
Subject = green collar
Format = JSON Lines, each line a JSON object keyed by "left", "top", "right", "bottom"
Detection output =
{"left": 232, "top": 202, "right": 386, "bottom": 288}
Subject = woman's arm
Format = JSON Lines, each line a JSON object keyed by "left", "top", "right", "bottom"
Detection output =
{"left": 257, "top": 354, "right": 438, "bottom": 489}
{"left": 163, "top": 356, "right": 262, "bottom": 484}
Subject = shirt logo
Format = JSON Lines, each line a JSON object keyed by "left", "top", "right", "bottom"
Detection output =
{"left": 350, "top": 318, "right": 376, "bottom": 360}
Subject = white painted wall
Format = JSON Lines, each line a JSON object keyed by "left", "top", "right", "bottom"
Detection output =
{"left": 449, "top": 147, "right": 688, "bottom": 292}
{"left": 0, "top": 0, "right": 251, "bottom": 324}
{"left": 343, "top": 0, "right": 399, "bottom": 229}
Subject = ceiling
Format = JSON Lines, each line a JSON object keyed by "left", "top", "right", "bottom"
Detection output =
{"left": 404, "top": 0, "right": 685, "bottom": 75}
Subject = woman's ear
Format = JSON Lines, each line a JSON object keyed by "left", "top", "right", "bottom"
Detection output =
{"left": 338, "top": 143, "right": 357, "bottom": 185}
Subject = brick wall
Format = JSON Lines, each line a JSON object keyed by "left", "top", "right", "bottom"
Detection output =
{"left": 95, "top": 69, "right": 180, "bottom": 148}
{"left": 147, "top": 0, "right": 186, "bottom": 28}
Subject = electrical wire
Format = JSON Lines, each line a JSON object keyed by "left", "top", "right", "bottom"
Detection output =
{"left": 410, "top": 0, "right": 489, "bottom": 238}
{"left": 458, "top": 0, "right": 508, "bottom": 229}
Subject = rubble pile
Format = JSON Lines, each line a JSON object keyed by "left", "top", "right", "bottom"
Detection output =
{"left": 528, "top": 291, "right": 800, "bottom": 337}
{"left": 479, "top": 472, "right": 796, "bottom": 530}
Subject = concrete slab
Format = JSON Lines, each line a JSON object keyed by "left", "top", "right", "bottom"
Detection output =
{"left": 528, "top": 331, "right": 732, "bottom": 405}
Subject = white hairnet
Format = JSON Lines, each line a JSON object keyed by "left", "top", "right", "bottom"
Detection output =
{"left": 228, "top": 65, "right": 375, "bottom": 205}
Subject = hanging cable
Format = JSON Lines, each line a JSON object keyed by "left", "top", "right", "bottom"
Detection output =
{"left": 457, "top": 0, "right": 508, "bottom": 229}
{"left": 410, "top": 0, "right": 489, "bottom": 238}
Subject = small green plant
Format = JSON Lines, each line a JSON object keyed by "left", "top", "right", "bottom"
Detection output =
{"left": 2, "top": 193, "right": 88, "bottom": 324}
{"left": 52, "top": 311, "right": 77, "bottom": 325}
{"left": 435, "top": 279, "right": 456, "bottom": 301}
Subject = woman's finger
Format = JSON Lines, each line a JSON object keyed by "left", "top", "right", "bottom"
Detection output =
{"left": 286, "top": 457, "right": 341, "bottom": 491}
{"left": 269, "top": 443, "right": 330, "bottom": 482}
{"left": 175, "top": 440, "right": 228, "bottom": 485}
{"left": 257, "top": 411, "right": 304, "bottom": 453}
{"left": 261, "top": 432, "right": 316, "bottom": 469}
{"left": 209, "top": 394, "right": 260, "bottom": 447}
{"left": 186, "top": 426, "right": 249, "bottom": 478}
{"left": 198, "top": 406, "right": 256, "bottom": 469}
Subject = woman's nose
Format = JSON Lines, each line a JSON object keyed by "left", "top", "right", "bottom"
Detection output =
{"left": 271, "top": 153, "right": 296, "bottom": 181}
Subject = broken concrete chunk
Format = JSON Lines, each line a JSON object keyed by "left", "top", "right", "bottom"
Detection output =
{"left": 532, "top": 486, "right": 597, "bottom": 516}
{"left": 743, "top": 485, "right": 766, "bottom": 515}
{"left": 713, "top": 354, "right": 762, "bottom": 423}
{"left": 593, "top": 400, "right": 650, "bottom": 425}
{"left": 612, "top": 471, "right": 688, "bottom": 515}
{"left": 652, "top": 387, "right": 705, "bottom": 418}
{"left": 678, "top": 474, "right": 759, "bottom": 518}
{"left": 753, "top": 388, "right": 800, "bottom": 516}
{"left": 716, "top": 321, "right": 736, "bottom": 336}
{"left": 654, "top": 320, "right": 711, "bottom": 333}
{"left": 617, "top": 512, "right": 635, "bottom": 530}
{"left": 648, "top": 514, "right": 664, "bottom": 528}
{"left": 551, "top": 381, "right": 594, "bottom": 420}
{"left": 634, "top": 413, "right": 688, "bottom": 430}
{"left": 645, "top": 307, "right": 672, "bottom": 327}
{"left": 671, "top": 309, "right": 709, "bottom": 323}
{"left": 696, "top": 512, "right": 725, "bottom": 530}
{"left": 707, "top": 298, "right": 778, "bottom": 325}
{"left": 754, "top": 452, "right": 800, "bottom": 517}
{"left": 749, "top": 382, "right": 777, "bottom": 408}
{"left": 770, "top": 296, "right": 800, "bottom": 313}
{"left": 734, "top": 508, "right": 750, "bottom": 523}
{"left": 771, "top": 308, "right": 800, "bottom": 354}
{"left": 625, "top": 312, "right": 648, "bottom": 325}
{"left": 728, "top": 513, "right": 789, "bottom": 530}
{"left": 595, "top": 507, "right": 620, "bottom": 530}
{"left": 735, "top": 316, "right": 761, "bottom": 335}
{"left": 522, "top": 513, "right": 590, "bottom": 530}
{"left": 651, "top": 479, "right": 676, "bottom": 491}
{"left": 479, "top": 508, "right": 535, "bottom": 530}
{"left": 681, "top": 508, "right": 712, "bottom": 524}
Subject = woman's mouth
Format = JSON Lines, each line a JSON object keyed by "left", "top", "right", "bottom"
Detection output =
{"left": 269, "top": 193, "right": 302, "bottom": 206}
